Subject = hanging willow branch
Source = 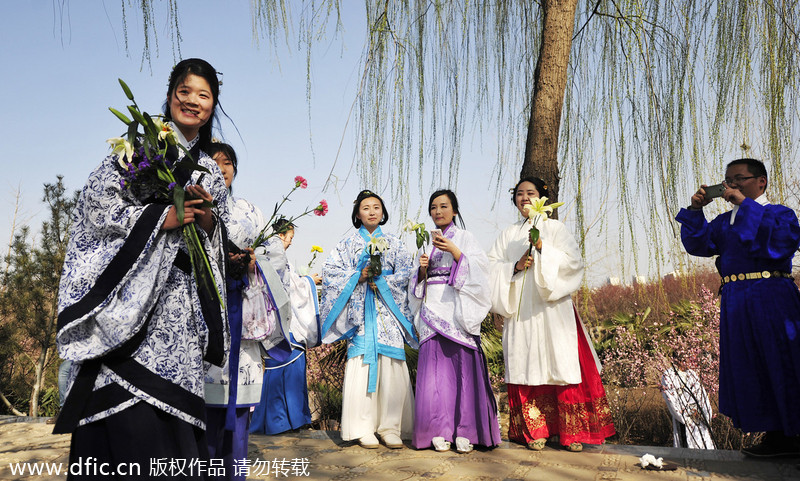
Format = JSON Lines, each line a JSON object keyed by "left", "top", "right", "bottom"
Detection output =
{"left": 114, "top": 0, "right": 800, "bottom": 279}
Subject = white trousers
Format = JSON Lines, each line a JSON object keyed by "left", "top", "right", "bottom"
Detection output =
{"left": 340, "top": 355, "right": 415, "bottom": 441}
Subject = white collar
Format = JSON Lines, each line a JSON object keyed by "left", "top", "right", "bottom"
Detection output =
{"left": 169, "top": 122, "right": 199, "bottom": 151}
{"left": 730, "top": 193, "right": 769, "bottom": 225}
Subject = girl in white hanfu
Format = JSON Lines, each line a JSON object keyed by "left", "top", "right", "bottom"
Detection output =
{"left": 488, "top": 177, "right": 614, "bottom": 453}
{"left": 408, "top": 189, "right": 502, "bottom": 453}
{"left": 250, "top": 219, "right": 321, "bottom": 435}
{"left": 203, "top": 142, "right": 271, "bottom": 481}
{"left": 320, "top": 190, "right": 417, "bottom": 449}
{"left": 55, "top": 58, "right": 230, "bottom": 474}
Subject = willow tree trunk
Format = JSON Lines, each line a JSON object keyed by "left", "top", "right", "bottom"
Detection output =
{"left": 521, "top": 0, "right": 579, "bottom": 216}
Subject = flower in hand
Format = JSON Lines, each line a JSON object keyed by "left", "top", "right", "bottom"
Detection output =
{"left": 522, "top": 196, "right": 564, "bottom": 245}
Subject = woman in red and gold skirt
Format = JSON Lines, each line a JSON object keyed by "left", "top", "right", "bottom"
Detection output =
{"left": 488, "top": 177, "right": 614, "bottom": 452}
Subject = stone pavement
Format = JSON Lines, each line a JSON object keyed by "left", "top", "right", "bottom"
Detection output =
{"left": 1, "top": 416, "right": 799, "bottom": 480}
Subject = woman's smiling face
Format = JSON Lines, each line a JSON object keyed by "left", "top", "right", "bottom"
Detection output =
{"left": 514, "top": 181, "right": 540, "bottom": 217}
{"left": 168, "top": 74, "right": 214, "bottom": 141}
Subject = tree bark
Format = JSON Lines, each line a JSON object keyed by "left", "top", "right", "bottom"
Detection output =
{"left": 521, "top": 0, "right": 579, "bottom": 214}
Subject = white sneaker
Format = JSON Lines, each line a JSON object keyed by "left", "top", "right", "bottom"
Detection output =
{"left": 432, "top": 436, "right": 451, "bottom": 452}
{"left": 359, "top": 433, "right": 379, "bottom": 449}
{"left": 380, "top": 433, "right": 404, "bottom": 449}
{"left": 455, "top": 437, "right": 473, "bottom": 454}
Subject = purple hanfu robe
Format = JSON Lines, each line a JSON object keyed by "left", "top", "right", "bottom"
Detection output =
{"left": 408, "top": 223, "right": 502, "bottom": 449}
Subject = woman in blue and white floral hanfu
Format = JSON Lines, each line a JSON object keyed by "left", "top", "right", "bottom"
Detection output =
{"left": 55, "top": 58, "right": 230, "bottom": 477}
{"left": 203, "top": 142, "right": 270, "bottom": 481}
{"left": 321, "top": 190, "right": 417, "bottom": 449}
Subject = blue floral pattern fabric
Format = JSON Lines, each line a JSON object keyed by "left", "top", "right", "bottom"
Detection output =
{"left": 57, "top": 139, "right": 230, "bottom": 430}
{"left": 205, "top": 195, "right": 268, "bottom": 407}
{"left": 320, "top": 230, "right": 417, "bottom": 353}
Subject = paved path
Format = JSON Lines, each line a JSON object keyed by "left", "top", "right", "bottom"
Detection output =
{"left": 1, "top": 417, "right": 799, "bottom": 480}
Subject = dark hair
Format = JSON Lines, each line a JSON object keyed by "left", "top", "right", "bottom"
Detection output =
{"left": 163, "top": 58, "right": 220, "bottom": 153}
{"left": 511, "top": 176, "right": 549, "bottom": 205}
{"left": 351, "top": 190, "right": 389, "bottom": 228}
{"left": 727, "top": 158, "right": 768, "bottom": 189}
{"left": 206, "top": 142, "right": 238, "bottom": 177}
{"left": 428, "top": 189, "right": 465, "bottom": 229}
{"left": 272, "top": 217, "right": 296, "bottom": 236}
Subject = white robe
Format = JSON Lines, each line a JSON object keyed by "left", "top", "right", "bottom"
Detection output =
{"left": 408, "top": 224, "right": 491, "bottom": 349}
{"left": 488, "top": 218, "right": 600, "bottom": 386}
{"left": 204, "top": 196, "right": 269, "bottom": 406}
{"left": 661, "top": 367, "right": 716, "bottom": 449}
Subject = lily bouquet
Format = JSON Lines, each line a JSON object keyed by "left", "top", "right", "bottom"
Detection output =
{"left": 366, "top": 236, "right": 390, "bottom": 281}
{"left": 108, "top": 78, "right": 223, "bottom": 306}
{"left": 250, "top": 176, "right": 328, "bottom": 249}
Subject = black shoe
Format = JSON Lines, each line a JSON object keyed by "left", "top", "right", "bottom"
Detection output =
{"left": 742, "top": 442, "right": 800, "bottom": 458}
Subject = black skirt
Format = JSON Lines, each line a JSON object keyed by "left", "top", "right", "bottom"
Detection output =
{"left": 68, "top": 401, "right": 211, "bottom": 480}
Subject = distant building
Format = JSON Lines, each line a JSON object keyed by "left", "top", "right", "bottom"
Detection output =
{"left": 606, "top": 277, "right": 621, "bottom": 286}
{"left": 632, "top": 275, "right": 647, "bottom": 285}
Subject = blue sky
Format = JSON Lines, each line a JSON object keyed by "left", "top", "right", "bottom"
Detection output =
{"left": 0, "top": 1, "right": 535, "bottom": 279}
{"left": 11, "top": 2, "right": 778, "bottom": 285}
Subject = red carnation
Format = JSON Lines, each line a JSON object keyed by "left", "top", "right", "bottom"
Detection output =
{"left": 294, "top": 176, "right": 308, "bottom": 189}
{"left": 314, "top": 199, "right": 329, "bottom": 216}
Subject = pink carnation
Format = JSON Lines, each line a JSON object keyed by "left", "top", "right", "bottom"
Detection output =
{"left": 314, "top": 199, "right": 329, "bottom": 216}
{"left": 294, "top": 176, "right": 308, "bottom": 189}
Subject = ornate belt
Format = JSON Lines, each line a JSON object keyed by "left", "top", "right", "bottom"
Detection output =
{"left": 720, "top": 271, "right": 793, "bottom": 287}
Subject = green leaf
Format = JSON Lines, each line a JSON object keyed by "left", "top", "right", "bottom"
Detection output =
{"left": 109, "top": 107, "right": 132, "bottom": 125}
{"left": 174, "top": 185, "right": 185, "bottom": 224}
{"left": 141, "top": 111, "right": 159, "bottom": 138}
{"left": 157, "top": 168, "right": 172, "bottom": 183}
{"left": 118, "top": 78, "right": 135, "bottom": 101}
{"left": 126, "top": 121, "right": 139, "bottom": 146}
{"left": 127, "top": 106, "right": 148, "bottom": 127}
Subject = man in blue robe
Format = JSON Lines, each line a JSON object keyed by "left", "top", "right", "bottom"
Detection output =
{"left": 676, "top": 157, "right": 800, "bottom": 457}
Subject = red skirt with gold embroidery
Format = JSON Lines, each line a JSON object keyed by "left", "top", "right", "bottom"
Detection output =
{"left": 507, "top": 312, "right": 615, "bottom": 446}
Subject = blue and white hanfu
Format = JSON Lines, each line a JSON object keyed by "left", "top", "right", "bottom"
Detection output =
{"left": 320, "top": 226, "right": 417, "bottom": 442}
{"left": 56, "top": 133, "right": 230, "bottom": 432}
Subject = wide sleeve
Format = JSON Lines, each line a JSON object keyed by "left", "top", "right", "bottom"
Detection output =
{"left": 320, "top": 237, "right": 363, "bottom": 343}
{"left": 531, "top": 220, "right": 584, "bottom": 302}
{"left": 488, "top": 227, "right": 518, "bottom": 319}
{"left": 450, "top": 231, "right": 492, "bottom": 336}
{"left": 407, "top": 251, "right": 424, "bottom": 315}
{"left": 675, "top": 208, "right": 721, "bottom": 258}
{"left": 381, "top": 236, "right": 414, "bottom": 325}
{"left": 57, "top": 158, "right": 179, "bottom": 360}
{"left": 286, "top": 263, "right": 321, "bottom": 347}
{"left": 732, "top": 199, "right": 800, "bottom": 260}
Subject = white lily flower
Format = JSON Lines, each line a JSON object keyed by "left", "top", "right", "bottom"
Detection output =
{"left": 367, "top": 236, "right": 389, "bottom": 255}
{"left": 107, "top": 137, "right": 134, "bottom": 168}
{"left": 153, "top": 118, "right": 179, "bottom": 145}
{"left": 522, "top": 196, "right": 565, "bottom": 220}
{"left": 402, "top": 219, "right": 416, "bottom": 233}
